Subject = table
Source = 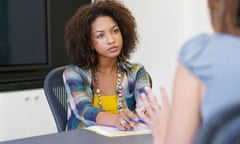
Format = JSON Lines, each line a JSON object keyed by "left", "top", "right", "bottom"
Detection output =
{"left": 0, "top": 129, "right": 152, "bottom": 144}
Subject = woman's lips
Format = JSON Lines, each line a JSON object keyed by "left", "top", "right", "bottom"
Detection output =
{"left": 108, "top": 46, "right": 118, "bottom": 52}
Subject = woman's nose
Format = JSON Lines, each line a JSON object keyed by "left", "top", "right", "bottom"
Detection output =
{"left": 107, "top": 34, "right": 115, "bottom": 44}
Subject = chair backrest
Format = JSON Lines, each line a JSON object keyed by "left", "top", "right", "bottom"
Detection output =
{"left": 43, "top": 66, "right": 68, "bottom": 132}
{"left": 194, "top": 102, "right": 240, "bottom": 144}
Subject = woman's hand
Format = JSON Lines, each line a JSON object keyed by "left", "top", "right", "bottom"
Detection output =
{"left": 136, "top": 86, "right": 170, "bottom": 144}
{"left": 115, "top": 108, "right": 139, "bottom": 131}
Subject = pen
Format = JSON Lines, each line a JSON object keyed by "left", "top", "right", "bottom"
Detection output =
{"left": 129, "top": 118, "right": 145, "bottom": 124}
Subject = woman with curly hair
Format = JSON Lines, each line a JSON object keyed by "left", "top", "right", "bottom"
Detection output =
{"left": 63, "top": 0, "right": 152, "bottom": 131}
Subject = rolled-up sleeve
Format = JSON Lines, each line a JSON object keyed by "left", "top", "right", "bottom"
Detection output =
{"left": 63, "top": 65, "right": 103, "bottom": 130}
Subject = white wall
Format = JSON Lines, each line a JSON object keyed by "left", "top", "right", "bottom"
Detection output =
{"left": 0, "top": 95, "right": 4, "bottom": 139}
{"left": 181, "top": 0, "right": 213, "bottom": 42}
{"left": 121, "top": 0, "right": 212, "bottom": 101}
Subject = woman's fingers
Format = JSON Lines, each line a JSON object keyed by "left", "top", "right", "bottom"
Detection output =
{"left": 141, "top": 87, "right": 161, "bottom": 116}
{"left": 117, "top": 109, "right": 138, "bottom": 130}
{"left": 145, "top": 87, "right": 158, "bottom": 104}
{"left": 136, "top": 107, "right": 151, "bottom": 124}
{"left": 160, "top": 85, "right": 170, "bottom": 108}
{"left": 136, "top": 94, "right": 151, "bottom": 124}
{"left": 136, "top": 86, "right": 170, "bottom": 127}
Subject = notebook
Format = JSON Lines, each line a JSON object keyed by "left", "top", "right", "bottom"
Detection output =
{"left": 85, "top": 123, "right": 151, "bottom": 137}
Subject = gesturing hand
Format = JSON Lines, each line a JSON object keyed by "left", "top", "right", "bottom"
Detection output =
{"left": 136, "top": 86, "right": 170, "bottom": 144}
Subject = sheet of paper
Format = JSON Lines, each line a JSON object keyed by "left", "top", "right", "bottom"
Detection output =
{"left": 85, "top": 123, "right": 151, "bottom": 137}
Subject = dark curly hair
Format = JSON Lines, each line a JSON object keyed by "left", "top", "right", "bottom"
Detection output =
{"left": 64, "top": 0, "right": 138, "bottom": 68}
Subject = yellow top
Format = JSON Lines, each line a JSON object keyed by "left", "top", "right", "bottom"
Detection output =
{"left": 93, "top": 94, "right": 118, "bottom": 114}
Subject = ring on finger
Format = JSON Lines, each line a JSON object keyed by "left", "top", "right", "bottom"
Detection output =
{"left": 119, "top": 119, "right": 127, "bottom": 126}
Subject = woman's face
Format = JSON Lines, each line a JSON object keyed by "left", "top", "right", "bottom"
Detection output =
{"left": 91, "top": 16, "right": 123, "bottom": 60}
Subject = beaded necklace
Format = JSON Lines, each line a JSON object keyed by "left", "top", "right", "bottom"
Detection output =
{"left": 94, "top": 63, "right": 124, "bottom": 113}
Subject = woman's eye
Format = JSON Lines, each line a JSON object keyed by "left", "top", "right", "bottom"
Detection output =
{"left": 97, "top": 34, "right": 104, "bottom": 39}
{"left": 113, "top": 28, "right": 119, "bottom": 34}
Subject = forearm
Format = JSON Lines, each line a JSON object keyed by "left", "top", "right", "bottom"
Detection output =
{"left": 95, "top": 111, "right": 118, "bottom": 127}
{"left": 152, "top": 130, "right": 167, "bottom": 144}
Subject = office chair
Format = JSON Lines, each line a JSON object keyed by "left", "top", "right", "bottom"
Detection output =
{"left": 44, "top": 65, "right": 68, "bottom": 132}
{"left": 194, "top": 102, "right": 240, "bottom": 144}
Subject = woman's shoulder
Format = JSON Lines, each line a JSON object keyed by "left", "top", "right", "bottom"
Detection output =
{"left": 121, "top": 61, "right": 145, "bottom": 72}
{"left": 64, "top": 64, "right": 90, "bottom": 72}
{"left": 178, "top": 33, "right": 240, "bottom": 63}
{"left": 63, "top": 64, "right": 91, "bottom": 78}
{"left": 179, "top": 33, "right": 212, "bottom": 59}
{"left": 64, "top": 64, "right": 81, "bottom": 74}
{"left": 177, "top": 33, "right": 216, "bottom": 80}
